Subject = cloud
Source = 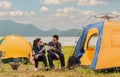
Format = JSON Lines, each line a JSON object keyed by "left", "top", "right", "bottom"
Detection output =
{"left": 10, "top": 11, "right": 35, "bottom": 16}
{"left": 77, "top": 0, "right": 106, "bottom": 6}
{"left": 47, "top": 7, "right": 96, "bottom": 25}
{"left": 41, "top": 6, "right": 50, "bottom": 12}
{"left": 39, "top": 0, "right": 74, "bottom": 5}
{"left": 13, "top": 7, "right": 98, "bottom": 30}
{"left": 0, "top": 0, "right": 35, "bottom": 17}
{"left": 0, "top": 11, "right": 35, "bottom": 17}
{"left": 0, "top": 1, "right": 12, "bottom": 10}
{"left": 112, "top": 11, "right": 120, "bottom": 15}
{"left": 0, "top": 11, "right": 8, "bottom": 16}
{"left": 49, "top": 7, "right": 96, "bottom": 19}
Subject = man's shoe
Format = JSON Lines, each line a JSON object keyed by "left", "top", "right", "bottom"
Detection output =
{"left": 45, "top": 67, "right": 49, "bottom": 71}
{"left": 50, "top": 66, "right": 55, "bottom": 70}
{"left": 61, "top": 66, "right": 65, "bottom": 70}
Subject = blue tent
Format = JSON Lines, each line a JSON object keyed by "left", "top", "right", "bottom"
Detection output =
{"left": 72, "top": 22, "right": 104, "bottom": 70}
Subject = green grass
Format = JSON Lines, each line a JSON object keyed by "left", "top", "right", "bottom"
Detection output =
{"left": 0, "top": 46, "right": 120, "bottom": 77}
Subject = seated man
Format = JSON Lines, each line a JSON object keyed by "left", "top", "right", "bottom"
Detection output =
{"left": 33, "top": 38, "right": 48, "bottom": 71}
{"left": 47, "top": 35, "right": 65, "bottom": 69}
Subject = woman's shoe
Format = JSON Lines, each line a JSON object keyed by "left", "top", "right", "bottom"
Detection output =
{"left": 34, "top": 68, "right": 38, "bottom": 71}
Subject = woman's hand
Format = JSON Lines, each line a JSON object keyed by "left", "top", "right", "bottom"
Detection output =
{"left": 41, "top": 47, "right": 45, "bottom": 51}
{"left": 39, "top": 47, "right": 45, "bottom": 53}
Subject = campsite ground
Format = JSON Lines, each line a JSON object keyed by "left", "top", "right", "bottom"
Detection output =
{"left": 0, "top": 46, "right": 120, "bottom": 77}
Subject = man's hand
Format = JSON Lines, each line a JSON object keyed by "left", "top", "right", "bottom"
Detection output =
{"left": 50, "top": 46, "right": 56, "bottom": 51}
{"left": 55, "top": 53, "right": 60, "bottom": 59}
{"left": 35, "top": 54, "right": 40, "bottom": 59}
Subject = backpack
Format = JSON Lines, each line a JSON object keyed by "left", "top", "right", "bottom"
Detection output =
{"left": 67, "top": 56, "right": 78, "bottom": 70}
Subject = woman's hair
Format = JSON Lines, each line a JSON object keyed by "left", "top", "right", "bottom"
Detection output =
{"left": 33, "top": 38, "right": 41, "bottom": 46}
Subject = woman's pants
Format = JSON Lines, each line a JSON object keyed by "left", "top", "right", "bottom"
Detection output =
{"left": 34, "top": 55, "right": 48, "bottom": 68}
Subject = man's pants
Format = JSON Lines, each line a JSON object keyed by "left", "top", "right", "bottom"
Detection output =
{"left": 34, "top": 55, "right": 48, "bottom": 68}
{"left": 48, "top": 51, "right": 65, "bottom": 68}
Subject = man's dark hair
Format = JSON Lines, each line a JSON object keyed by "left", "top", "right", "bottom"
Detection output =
{"left": 53, "top": 35, "right": 59, "bottom": 40}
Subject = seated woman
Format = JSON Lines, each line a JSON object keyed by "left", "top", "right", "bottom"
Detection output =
{"left": 33, "top": 38, "right": 48, "bottom": 71}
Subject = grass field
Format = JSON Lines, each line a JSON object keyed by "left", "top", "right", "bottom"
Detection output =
{"left": 0, "top": 46, "right": 120, "bottom": 77}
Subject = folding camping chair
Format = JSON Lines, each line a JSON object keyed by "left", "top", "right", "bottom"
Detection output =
{"left": 0, "top": 51, "right": 4, "bottom": 71}
{"left": 9, "top": 58, "right": 21, "bottom": 70}
{"left": 52, "top": 56, "right": 60, "bottom": 69}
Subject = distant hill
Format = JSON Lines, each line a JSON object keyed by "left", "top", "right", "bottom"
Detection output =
{"left": 59, "top": 29, "right": 81, "bottom": 37}
{"left": 0, "top": 20, "right": 81, "bottom": 37}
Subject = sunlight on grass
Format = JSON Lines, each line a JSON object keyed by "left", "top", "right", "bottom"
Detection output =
{"left": 0, "top": 46, "right": 119, "bottom": 77}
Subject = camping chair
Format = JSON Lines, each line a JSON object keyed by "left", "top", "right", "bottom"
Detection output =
{"left": 32, "top": 54, "right": 46, "bottom": 69}
{"left": 9, "top": 58, "right": 31, "bottom": 70}
{"left": 0, "top": 51, "right": 4, "bottom": 71}
{"left": 52, "top": 56, "right": 60, "bottom": 69}
{"left": 39, "top": 59, "right": 46, "bottom": 68}
{"left": 9, "top": 58, "right": 21, "bottom": 70}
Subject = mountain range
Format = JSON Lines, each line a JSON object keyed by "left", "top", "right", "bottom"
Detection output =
{"left": 0, "top": 20, "right": 81, "bottom": 37}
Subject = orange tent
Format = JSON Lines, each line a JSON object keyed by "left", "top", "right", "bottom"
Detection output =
{"left": 73, "top": 21, "right": 120, "bottom": 70}
{"left": 0, "top": 35, "right": 32, "bottom": 59}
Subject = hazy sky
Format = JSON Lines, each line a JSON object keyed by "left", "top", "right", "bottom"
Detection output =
{"left": 0, "top": 0, "right": 120, "bottom": 30}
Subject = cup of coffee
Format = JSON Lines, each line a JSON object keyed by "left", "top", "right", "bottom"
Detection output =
{"left": 45, "top": 45, "right": 51, "bottom": 51}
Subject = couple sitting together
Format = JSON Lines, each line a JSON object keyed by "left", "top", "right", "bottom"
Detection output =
{"left": 33, "top": 35, "right": 65, "bottom": 71}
